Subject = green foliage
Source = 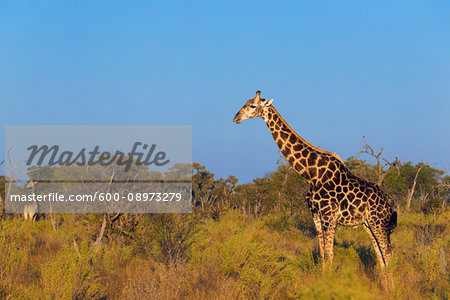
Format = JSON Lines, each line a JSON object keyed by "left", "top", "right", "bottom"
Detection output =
{"left": 39, "top": 244, "right": 106, "bottom": 299}
{"left": 234, "top": 162, "right": 309, "bottom": 217}
{"left": 343, "top": 157, "right": 448, "bottom": 212}
{"left": 0, "top": 159, "right": 448, "bottom": 298}
{"left": 192, "top": 162, "right": 239, "bottom": 217}
{"left": 190, "top": 211, "right": 311, "bottom": 298}
{"left": 401, "top": 163, "right": 444, "bottom": 194}
{"left": 27, "top": 165, "right": 54, "bottom": 181}
{"left": 382, "top": 171, "right": 407, "bottom": 201}
{"left": 0, "top": 210, "right": 448, "bottom": 299}
{"left": 345, "top": 156, "right": 379, "bottom": 183}
{"left": 0, "top": 175, "right": 5, "bottom": 217}
{"left": 388, "top": 213, "right": 449, "bottom": 299}
{"left": 148, "top": 214, "right": 198, "bottom": 265}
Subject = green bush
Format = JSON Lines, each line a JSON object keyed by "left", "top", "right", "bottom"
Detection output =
{"left": 39, "top": 243, "right": 106, "bottom": 299}
{"left": 0, "top": 210, "right": 448, "bottom": 299}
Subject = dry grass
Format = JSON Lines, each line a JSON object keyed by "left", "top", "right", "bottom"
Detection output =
{"left": 0, "top": 210, "right": 448, "bottom": 299}
{"left": 122, "top": 260, "right": 243, "bottom": 299}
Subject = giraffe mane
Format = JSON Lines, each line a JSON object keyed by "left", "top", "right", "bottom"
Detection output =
{"left": 270, "top": 106, "right": 345, "bottom": 165}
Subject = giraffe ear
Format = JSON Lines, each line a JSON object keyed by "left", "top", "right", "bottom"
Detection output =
{"left": 265, "top": 98, "right": 273, "bottom": 107}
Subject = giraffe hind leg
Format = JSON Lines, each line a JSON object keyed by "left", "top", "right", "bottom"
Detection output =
{"left": 363, "top": 221, "right": 390, "bottom": 269}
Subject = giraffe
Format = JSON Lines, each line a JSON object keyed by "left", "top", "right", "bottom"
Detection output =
{"left": 24, "top": 179, "right": 39, "bottom": 222}
{"left": 233, "top": 91, "right": 397, "bottom": 269}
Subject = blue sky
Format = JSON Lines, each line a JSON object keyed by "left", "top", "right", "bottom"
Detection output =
{"left": 1, "top": 1, "right": 449, "bottom": 183}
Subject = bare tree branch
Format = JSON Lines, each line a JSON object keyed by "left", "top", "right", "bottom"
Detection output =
{"left": 0, "top": 149, "right": 27, "bottom": 218}
{"left": 405, "top": 164, "right": 426, "bottom": 212}
{"left": 0, "top": 160, "right": 4, "bottom": 217}
{"left": 358, "top": 137, "right": 404, "bottom": 186}
{"left": 94, "top": 170, "right": 116, "bottom": 253}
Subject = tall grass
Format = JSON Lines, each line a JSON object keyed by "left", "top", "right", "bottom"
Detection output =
{"left": 0, "top": 210, "right": 448, "bottom": 299}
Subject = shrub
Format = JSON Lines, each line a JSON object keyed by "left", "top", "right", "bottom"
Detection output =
{"left": 39, "top": 243, "right": 106, "bottom": 299}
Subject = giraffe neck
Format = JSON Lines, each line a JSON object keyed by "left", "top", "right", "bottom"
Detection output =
{"left": 262, "top": 105, "right": 344, "bottom": 186}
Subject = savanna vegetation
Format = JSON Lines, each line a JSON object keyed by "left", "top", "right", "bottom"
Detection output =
{"left": 0, "top": 151, "right": 448, "bottom": 299}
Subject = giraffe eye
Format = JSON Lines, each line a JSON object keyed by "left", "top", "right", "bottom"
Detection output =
{"left": 250, "top": 105, "right": 257, "bottom": 108}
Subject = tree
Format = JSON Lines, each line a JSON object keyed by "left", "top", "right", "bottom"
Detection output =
{"left": 345, "top": 156, "right": 378, "bottom": 184}
{"left": 236, "top": 176, "right": 276, "bottom": 217}
{"left": 405, "top": 163, "right": 426, "bottom": 212}
{"left": 437, "top": 175, "right": 450, "bottom": 211}
{"left": 0, "top": 175, "right": 5, "bottom": 218}
{"left": 0, "top": 150, "right": 27, "bottom": 218}
{"left": 192, "top": 162, "right": 216, "bottom": 213}
{"left": 267, "top": 160, "right": 309, "bottom": 215}
{"left": 399, "top": 162, "right": 445, "bottom": 212}
{"left": 358, "top": 137, "right": 402, "bottom": 186}
{"left": 192, "top": 162, "right": 239, "bottom": 217}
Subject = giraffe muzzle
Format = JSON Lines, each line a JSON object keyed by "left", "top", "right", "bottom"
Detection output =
{"left": 233, "top": 114, "right": 242, "bottom": 124}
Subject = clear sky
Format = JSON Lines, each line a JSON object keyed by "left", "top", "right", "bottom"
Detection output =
{"left": 1, "top": 1, "right": 449, "bottom": 183}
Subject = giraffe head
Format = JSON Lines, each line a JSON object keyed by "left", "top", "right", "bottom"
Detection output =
{"left": 233, "top": 91, "right": 273, "bottom": 124}
{"left": 25, "top": 179, "right": 38, "bottom": 189}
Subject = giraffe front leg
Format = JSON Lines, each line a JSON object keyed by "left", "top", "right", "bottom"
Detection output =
{"left": 321, "top": 216, "right": 337, "bottom": 270}
{"left": 307, "top": 193, "right": 325, "bottom": 265}
{"left": 312, "top": 213, "right": 325, "bottom": 262}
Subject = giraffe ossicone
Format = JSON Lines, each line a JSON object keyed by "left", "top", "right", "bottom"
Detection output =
{"left": 234, "top": 90, "right": 397, "bottom": 270}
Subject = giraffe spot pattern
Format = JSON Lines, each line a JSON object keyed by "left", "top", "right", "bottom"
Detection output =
{"left": 258, "top": 105, "right": 396, "bottom": 267}
{"left": 293, "top": 144, "right": 303, "bottom": 151}
{"left": 289, "top": 134, "right": 297, "bottom": 144}
{"left": 308, "top": 152, "right": 318, "bottom": 166}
